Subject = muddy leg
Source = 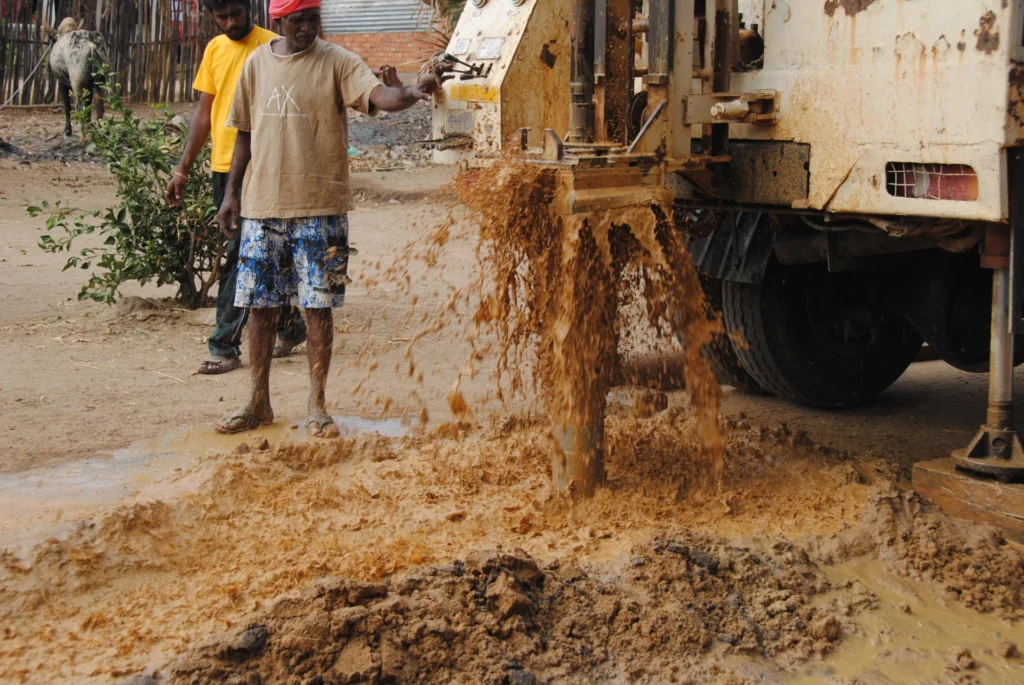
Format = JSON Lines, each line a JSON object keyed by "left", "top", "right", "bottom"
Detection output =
{"left": 59, "top": 83, "right": 72, "bottom": 137}
{"left": 305, "top": 307, "right": 336, "bottom": 435}
{"left": 238, "top": 307, "right": 278, "bottom": 422}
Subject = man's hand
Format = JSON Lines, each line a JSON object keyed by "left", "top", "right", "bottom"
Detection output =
{"left": 165, "top": 167, "right": 189, "bottom": 207}
{"left": 415, "top": 75, "right": 439, "bottom": 96}
{"left": 404, "top": 79, "right": 437, "bottom": 102}
{"left": 374, "top": 65, "right": 402, "bottom": 88}
{"left": 167, "top": 93, "right": 214, "bottom": 207}
{"left": 217, "top": 192, "right": 240, "bottom": 239}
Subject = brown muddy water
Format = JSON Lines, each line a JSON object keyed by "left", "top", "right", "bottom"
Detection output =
{"left": 2, "top": 407, "right": 1022, "bottom": 683}
{"left": 0, "top": 416, "right": 407, "bottom": 555}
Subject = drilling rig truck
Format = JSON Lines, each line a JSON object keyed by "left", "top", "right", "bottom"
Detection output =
{"left": 428, "top": 0, "right": 1024, "bottom": 481}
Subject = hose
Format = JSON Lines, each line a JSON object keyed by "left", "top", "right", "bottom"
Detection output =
{"left": 0, "top": 43, "right": 54, "bottom": 111}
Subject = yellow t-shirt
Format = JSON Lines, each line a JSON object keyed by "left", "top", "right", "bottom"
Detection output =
{"left": 226, "top": 39, "right": 382, "bottom": 218}
{"left": 193, "top": 26, "right": 277, "bottom": 173}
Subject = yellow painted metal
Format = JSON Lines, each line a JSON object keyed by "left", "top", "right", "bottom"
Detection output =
{"left": 431, "top": 0, "right": 571, "bottom": 160}
{"left": 448, "top": 84, "right": 501, "bottom": 103}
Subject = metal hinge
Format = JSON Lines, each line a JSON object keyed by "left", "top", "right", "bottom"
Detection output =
{"left": 683, "top": 90, "right": 779, "bottom": 126}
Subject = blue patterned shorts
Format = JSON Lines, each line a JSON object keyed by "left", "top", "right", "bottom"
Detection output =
{"left": 235, "top": 215, "right": 350, "bottom": 309}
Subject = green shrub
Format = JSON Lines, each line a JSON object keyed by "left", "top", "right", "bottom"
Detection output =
{"left": 29, "top": 76, "right": 221, "bottom": 309}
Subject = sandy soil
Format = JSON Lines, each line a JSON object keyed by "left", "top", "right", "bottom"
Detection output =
{"left": 0, "top": 103, "right": 489, "bottom": 474}
{"left": 2, "top": 106, "right": 1024, "bottom": 683}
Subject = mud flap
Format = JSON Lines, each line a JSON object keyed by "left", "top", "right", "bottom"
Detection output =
{"left": 687, "top": 211, "right": 774, "bottom": 284}
{"left": 1011, "top": 148, "right": 1024, "bottom": 335}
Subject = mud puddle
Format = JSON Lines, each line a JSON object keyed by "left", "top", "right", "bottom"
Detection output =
{"left": 0, "top": 415, "right": 408, "bottom": 554}
{"left": 791, "top": 558, "right": 1024, "bottom": 684}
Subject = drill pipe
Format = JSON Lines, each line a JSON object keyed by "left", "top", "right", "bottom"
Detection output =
{"left": 568, "top": 0, "right": 596, "bottom": 142}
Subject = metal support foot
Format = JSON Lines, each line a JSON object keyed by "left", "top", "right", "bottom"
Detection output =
{"left": 953, "top": 244, "right": 1024, "bottom": 480}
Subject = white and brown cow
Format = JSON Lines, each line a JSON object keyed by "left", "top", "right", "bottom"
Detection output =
{"left": 48, "top": 18, "right": 109, "bottom": 137}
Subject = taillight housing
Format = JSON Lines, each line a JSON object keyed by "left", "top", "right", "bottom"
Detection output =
{"left": 885, "top": 162, "right": 979, "bottom": 201}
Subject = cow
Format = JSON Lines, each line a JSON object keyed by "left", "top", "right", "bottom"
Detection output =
{"left": 48, "top": 18, "right": 109, "bottom": 137}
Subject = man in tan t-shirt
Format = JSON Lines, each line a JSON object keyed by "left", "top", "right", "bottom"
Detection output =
{"left": 214, "top": 0, "right": 435, "bottom": 436}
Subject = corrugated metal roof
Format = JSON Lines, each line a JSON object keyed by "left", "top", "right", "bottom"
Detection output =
{"left": 322, "top": 0, "right": 431, "bottom": 35}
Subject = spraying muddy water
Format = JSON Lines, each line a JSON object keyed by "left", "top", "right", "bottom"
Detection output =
{"left": 456, "top": 161, "right": 723, "bottom": 496}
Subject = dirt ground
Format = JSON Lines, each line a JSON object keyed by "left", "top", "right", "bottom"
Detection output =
{"left": 0, "top": 105, "right": 470, "bottom": 474}
{"left": 2, "top": 105, "right": 1024, "bottom": 683}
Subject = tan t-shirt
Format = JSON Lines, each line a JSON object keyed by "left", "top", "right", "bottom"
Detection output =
{"left": 226, "top": 38, "right": 381, "bottom": 218}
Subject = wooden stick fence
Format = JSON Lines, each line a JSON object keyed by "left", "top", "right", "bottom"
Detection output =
{"left": 1, "top": 0, "right": 270, "bottom": 106}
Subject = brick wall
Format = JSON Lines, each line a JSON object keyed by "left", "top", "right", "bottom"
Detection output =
{"left": 327, "top": 32, "right": 433, "bottom": 71}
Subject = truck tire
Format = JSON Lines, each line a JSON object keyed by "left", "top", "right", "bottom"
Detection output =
{"left": 722, "top": 263, "right": 923, "bottom": 408}
{"left": 698, "top": 274, "right": 769, "bottom": 394}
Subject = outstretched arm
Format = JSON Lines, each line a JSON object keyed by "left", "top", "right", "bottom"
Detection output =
{"left": 368, "top": 80, "right": 437, "bottom": 113}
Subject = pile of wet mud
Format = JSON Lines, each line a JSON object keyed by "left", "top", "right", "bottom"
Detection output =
{"left": 161, "top": 540, "right": 841, "bottom": 684}
{"left": 2, "top": 408, "right": 1022, "bottom": 682}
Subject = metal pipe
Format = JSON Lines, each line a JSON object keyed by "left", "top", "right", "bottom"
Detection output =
{"left": 552, "top": 425, "right": 605, "bottom": 497}
{"left": 710, "top": 0, "right": 732, "bottom": 155}
{"left": 647, "top": 0, "right": 671, "bottom": 81}
{"left": 568, "top": 0, "right": 597, "bottom": 143}
{"left": 990, "top": 267, "right": 1014, "bottom": 423}
{"left": 593, "top": 0, "right": 608, "bottom": 141}
{"left": 595, "top": 0, "right": 608, "bottom": 79}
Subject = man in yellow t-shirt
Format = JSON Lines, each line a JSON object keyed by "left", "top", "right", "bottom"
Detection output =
{"left": 165, "top": 0, "right": 306, "bottom": 375}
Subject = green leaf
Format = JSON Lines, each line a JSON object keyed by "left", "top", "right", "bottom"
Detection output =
{"left": 27, "top": 73, "right": 220, "bottom": 310}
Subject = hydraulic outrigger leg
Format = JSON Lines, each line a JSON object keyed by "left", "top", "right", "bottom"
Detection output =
{"left": 952, "top": 150, "right": 1024, "bottom": 481}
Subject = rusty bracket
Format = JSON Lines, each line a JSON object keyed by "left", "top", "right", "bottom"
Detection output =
{"left": 510, "top": 127, "right": 530, "bottom": 152}
{"left": 543, "top": 129, "right": 564, "bottom": 161}
{"left": 684, "top": 89, "right": 779, "bottom": 125}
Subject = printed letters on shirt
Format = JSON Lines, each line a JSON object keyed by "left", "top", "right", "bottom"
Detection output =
{"left": 263, "top": 85, "right": 306, "bottom": 118}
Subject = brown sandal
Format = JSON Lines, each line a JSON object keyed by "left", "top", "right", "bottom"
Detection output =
{"left": 197, "top": 356, "right": 241, "bottom": 375}
{"left": 215, "top": 411, "right": 271, "bottom": 434}
{"left": 307, "top": 417, "right": 339, "bottom": 438}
